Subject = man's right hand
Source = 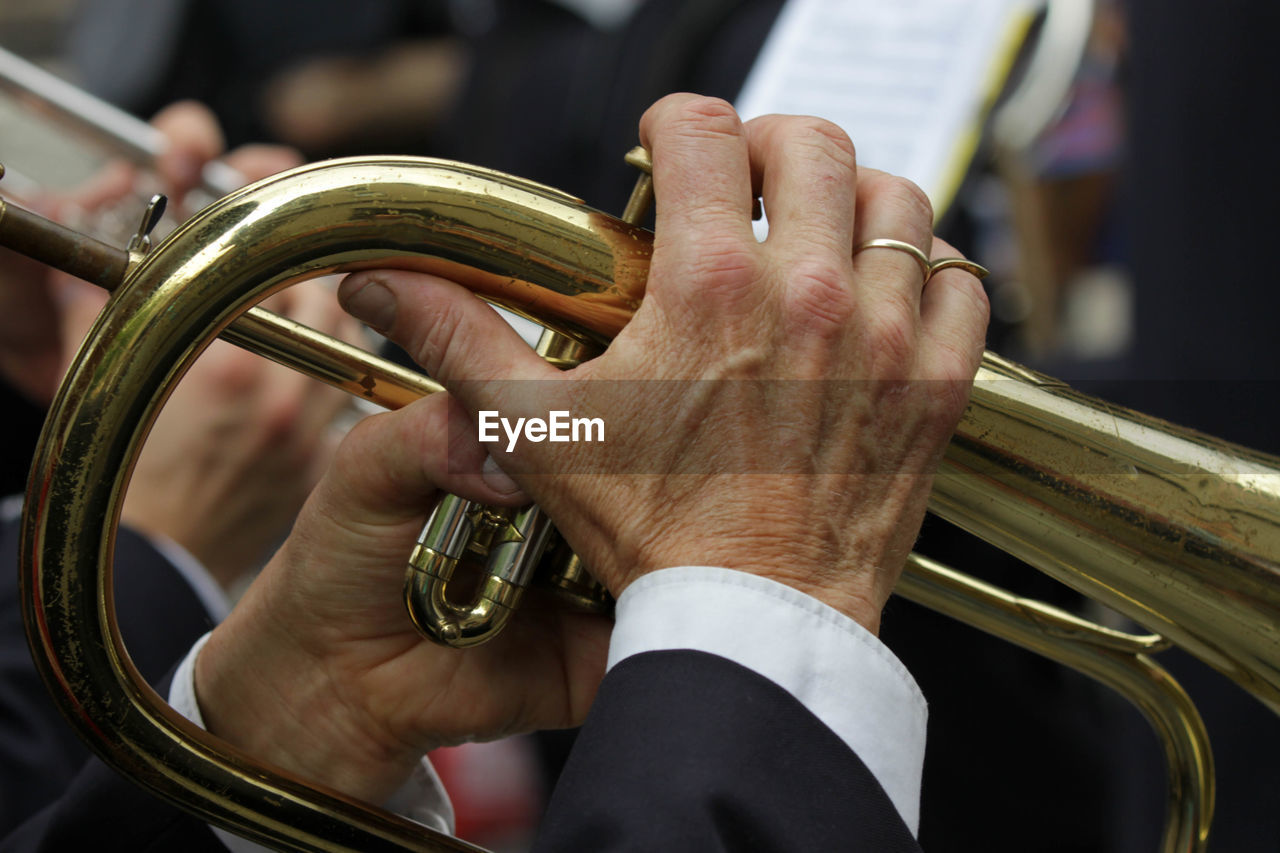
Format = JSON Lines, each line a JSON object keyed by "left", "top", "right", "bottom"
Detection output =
{"left": 337, "top": 94, "right": 990, "bottom": 633}
{"left": 190, "top": 93, "right": 988, "bottom": 813}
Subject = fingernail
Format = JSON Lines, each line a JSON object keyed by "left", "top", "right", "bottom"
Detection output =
{"left": 481, "top": 455, "right": 523, "bottom": 496}
{"left": 339, "top": 277, "right": 396, "bottom": 332}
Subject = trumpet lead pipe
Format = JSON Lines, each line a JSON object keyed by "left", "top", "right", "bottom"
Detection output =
{"left": 0, "top": 196, "right": 129, "bottom": 288}
{"left": 0, "top": 196, "right": 440, "bottom": 410}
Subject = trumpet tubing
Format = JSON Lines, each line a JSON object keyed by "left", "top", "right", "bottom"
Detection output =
{"left": 4, "top": 156, "right": 1278, "bottom": 851}
{"left": 939, "top": 354, "right": 1280, "bottom": 712}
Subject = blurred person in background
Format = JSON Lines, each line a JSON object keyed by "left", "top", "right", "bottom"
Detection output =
{"left": 67, "top": 0, "right": 467, "bottom": 159}
{"left": 0, "top": 100, "right": 361, "bottom": 833}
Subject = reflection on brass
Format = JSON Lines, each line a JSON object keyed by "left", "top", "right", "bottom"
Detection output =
{"left": 621, "top": 146, "right": 654, "bottom": 226}
{"left": 406, "top": 326, "right": 605, "bottom": 647}
{"left": 4, "top": 154, "right": 1277, "bottom": 852}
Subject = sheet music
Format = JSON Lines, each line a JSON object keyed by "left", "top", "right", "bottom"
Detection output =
{"left": 736, "top": 0, "right": 1038, "bottom": 217}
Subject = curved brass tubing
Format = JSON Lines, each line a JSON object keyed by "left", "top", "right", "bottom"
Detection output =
{"left": 12, "top": 156, "right": 1280, "bottom": 851}
{"left": 19, "top": 157, "right": 649, "bottom": 852}
{"left": 405, "top": 498, "right": 554, "bottom": 647}
{"left": 898, "top": 555, "right": 1212, "bottom": 853}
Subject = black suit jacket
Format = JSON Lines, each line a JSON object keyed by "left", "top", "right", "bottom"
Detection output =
{"left": 535, "top": 650, "right": 922, "bottom": 852}
{"left": 2, "top": 646, "right": 920, "bottom": 852}
{"left": 0, "top": 515, "right": 217, "bottom": 837}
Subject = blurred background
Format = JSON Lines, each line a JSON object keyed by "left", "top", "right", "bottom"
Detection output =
{"left": 1, "top": 0, "right": 99, "bottom": 188}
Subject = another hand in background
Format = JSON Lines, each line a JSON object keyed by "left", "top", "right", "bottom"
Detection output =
{"left": 0, "top": 99, "right": 351, "bottom": 590}
{"left": 0, "top": 100, "right": 303, "bottom": 405}
{"left": 122, "top": 279, "right": 363, "bottom": 590}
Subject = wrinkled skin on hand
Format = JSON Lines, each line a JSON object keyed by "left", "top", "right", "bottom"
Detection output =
{"left": 197, "top": 391, "right": 611, "bottom": 803}
{"left": 195, "top": 93, "right": 987, "bottom": 806}
{"left": 339, "top": 93, "right": 989, "bottom": 632}
{"left": 0, "top": 100, "right": 339, "bottom": 587}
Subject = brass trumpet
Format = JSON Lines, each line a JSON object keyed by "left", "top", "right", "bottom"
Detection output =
{"left": 3, "top": 152, "right": 1279, "bottom": 852}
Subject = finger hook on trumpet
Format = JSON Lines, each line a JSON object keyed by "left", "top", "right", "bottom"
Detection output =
{"left": 127, "top": 194, "right": 167, "bottom": 254}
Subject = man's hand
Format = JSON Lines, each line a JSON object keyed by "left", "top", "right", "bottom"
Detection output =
{"left": 192, "top": 93, "right": 986, "bottom": 807}
{"left": 337, "top": 94, "right": 989, "bottom": 632}
{"left": 195, "top": 393, "right": 611, "bottom": 803}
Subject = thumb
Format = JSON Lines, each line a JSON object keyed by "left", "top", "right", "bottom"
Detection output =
{"left": 338, "top": 270, "right": 553, "bottom": 384}
{"left": 320, "top": 391, "right": 529, "bottom": 532}
{"left": 337, "top": 271, "right": 562, "bottom": 452}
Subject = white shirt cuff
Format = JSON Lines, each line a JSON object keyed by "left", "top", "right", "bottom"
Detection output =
{"left": 606, "top": 565, "right": 927, "bottom": 835}
{"left": 168, "top": 634, "right": 455, "bottom": 852}
{"left": 166, "top": 565, "right": 926, "bottom": 841}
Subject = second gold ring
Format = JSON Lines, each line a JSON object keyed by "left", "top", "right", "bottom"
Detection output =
{"left": 854, "top": 238, "right": 990, "bottom": 283}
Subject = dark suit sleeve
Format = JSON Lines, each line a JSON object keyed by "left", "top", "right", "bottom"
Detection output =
{"left": 533, "top": 650, "right": 923, "bottom": 853}
{"left": 3, "top": 653, "right": 922, "bottom": 852}
{"left": 0, "top": 748, "right": 223, "bottom": 852}
{"left": 0, "top": 515, "right": 216, "bottom": 840}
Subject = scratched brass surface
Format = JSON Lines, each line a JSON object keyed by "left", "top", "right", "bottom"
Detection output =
{"left": 18, "top": 157, "right": 1280, "bottom": 851}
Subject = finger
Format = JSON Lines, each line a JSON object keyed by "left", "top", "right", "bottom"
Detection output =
{"left": 337, "top": 269, "right": 557, "bottom": 417}
{"left": 149, "top": 100, "right": 226, "bottom": 196}
{"left": 57, "top": 160, "right": 137, "bottom": 212}
{"left": 326, "top": 392, "right": 529, "bottom": 527}
{"left": 638, "top": 94, "right": 755, "bottom": 251}
{"left": 850, "top": 168, "right": 936, "bottom": 307}
{"left": 743, "top": 114, "right": 858, "bottom": 257}
{"left": 919, "top": 236, "right": 990, "bottom": 379}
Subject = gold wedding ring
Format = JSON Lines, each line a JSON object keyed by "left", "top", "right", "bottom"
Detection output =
{"left": 854, "top": 238, "right": 990, "bottom": 284}
{"left": 927, "top": 257, "right": 991, "bottom": 281}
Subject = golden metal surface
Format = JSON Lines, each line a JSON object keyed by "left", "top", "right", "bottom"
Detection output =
{"left": 855, "top": 237, "right": 933, "bottom": 282}
{"left": 20, "top": 156, "right": 649, "bottom": 851}
{"left": 405, "top": 499, "right": 549, "bottom": 647}
{"left": 899, "top": 555, "right": 1212, "bottom": 852}
{"left": 854, "top": 237, "right": 993, "bottom": 284}
{"left": 10, "top": 155, "right": 1280, "bottom": 851}
{"left": 937, "top": 354, "right": 1280, "bottom": 713}
{"left": 0, "top": 194, "right": 441, "bottom": 409}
